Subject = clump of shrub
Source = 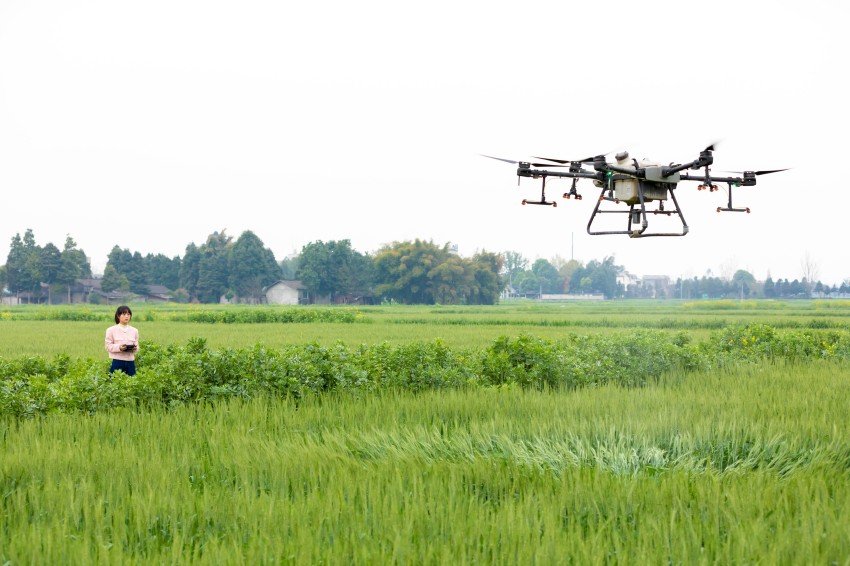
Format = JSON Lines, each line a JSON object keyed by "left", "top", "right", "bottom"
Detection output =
{"left": 714, "top": 324, "right": 850, "bottom": 362}
{"left": 1, "top": 325, "right": 848, "bottom": 418}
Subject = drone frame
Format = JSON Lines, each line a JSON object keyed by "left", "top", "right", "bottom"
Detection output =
{"left": 494, "top": 145, "right": 785, "bottom": 238}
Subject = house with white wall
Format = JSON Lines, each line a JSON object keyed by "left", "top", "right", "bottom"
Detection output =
{"left": 264, "top": 280, "right": 310, "bottom": 305}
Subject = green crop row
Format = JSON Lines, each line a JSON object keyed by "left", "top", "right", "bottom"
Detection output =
{"left": 2, "top": 325, "right": 849, "bottom": 418}
{"left": 0, "top": 306, "right": 366, "bottom": 324}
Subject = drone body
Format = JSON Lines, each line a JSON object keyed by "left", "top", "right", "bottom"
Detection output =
{"left": 484, "top": 145, "right": 787, "bottom": 238}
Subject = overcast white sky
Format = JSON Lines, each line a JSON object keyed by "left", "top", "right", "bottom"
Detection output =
{"left": 1, "top": 0, "right": 848, "bottom": 284}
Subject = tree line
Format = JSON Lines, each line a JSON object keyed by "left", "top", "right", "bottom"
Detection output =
{"left": 1, "top": 229, "right": 92, "bottom": 303}
{"left": 3, "top": 228, "right": 848, "bottom": 304}
{"left": 1, "top": 230, "right": 506, "bottom": 305}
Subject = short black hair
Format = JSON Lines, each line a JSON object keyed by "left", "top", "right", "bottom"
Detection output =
{"left": 114, "top": 305, "right": 133, "bottom": 324}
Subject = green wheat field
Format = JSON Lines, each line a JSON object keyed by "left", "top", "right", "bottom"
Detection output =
{"left": 2, "top": 301, "right": 849, "bottom": 564}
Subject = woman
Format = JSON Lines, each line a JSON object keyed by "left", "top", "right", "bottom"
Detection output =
{"left": 105, "top": 305, "right": 140, "bottom": 376}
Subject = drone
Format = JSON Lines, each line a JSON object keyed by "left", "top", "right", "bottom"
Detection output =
{"left": 484, "top": 145, "right": 788, "bottom": 237}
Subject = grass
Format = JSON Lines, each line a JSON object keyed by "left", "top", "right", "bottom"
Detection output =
{"left": 1, "top": 301, "right": 849, "bottom": 562}
{"left": 3, "top": 300, "right": 850, "bottom": 358}
{"left": 2, "top": 361, "right": 849, "bottom": 564}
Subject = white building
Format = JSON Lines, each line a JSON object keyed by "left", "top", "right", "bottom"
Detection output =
{"left": 264, "top": 280, "right": 309, "bottom": 305}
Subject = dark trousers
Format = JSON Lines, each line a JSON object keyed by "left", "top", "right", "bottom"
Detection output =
{"left": 109, "top": 359, "right": 136, "bottom": 376}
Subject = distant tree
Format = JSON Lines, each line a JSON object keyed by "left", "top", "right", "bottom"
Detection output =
{"left": 0, "top": 264, "right": 6, "bottom": 291}
{"left": 348, "top": 251, "right": 375, "bottom": 299}
{"left": 144, "top": 253, "right": 181, "bottom": 290}
{"left": 228, "top": 230, "right": 280, "bottom": 301}
{"left": 373, "top": 239, "right": 449, "bottom": 304}
{"left": 57, "top": 254, "right": 81, "bottom": 303}
{"left": 531, "top": 258, "right": 562, "bottom": 294}
{"left": 107, "top": 246, "right": 131, "bottom": 274}
{"left": 429, "top": 254, "right": 468, "bottom": 304}
{"left": 22, "top": 229, "right": 43, "bottom": 299}
{"left": 788, "top": 279, "right": 806, "bottom": 297}
{"left": 297, "top": 239, "right": 365, "bottom": 301}
{"left": 105, "top": 247, "right": 147, "bottom": 293}
{"left": 57, "top": 236, "right": 92, "bottom": 302}
{"left": 558, "top": 259, "right": 583, "bottom": 293}
{"left": 468, "top": 251, "right": 504, "bottom": 304}
{"left": 5, "top": 233, "right": 27, "bottom": 295}
{"left": 101, "top": 264, "right": 129, "bottom": 293}
{"left": 500, "top": 250, "right": 528, "bottom": 291}
{"left": 195, "top": 230, "right": 233, "bottom": 303}
{"left": 513, "top": 271, "right": 539, "bottom": 295}
{"left": 731, "top": 269, "right": 758, "bottom": 298}
{"left": 763, "top": 276, "right": 776, "bottom": 298}
{"left": 40, "top": 243, "right": 62, "bottom": 285}
{"left": 40, "top": 243, "right": 62, "bottom": 303}
{"left": 179, "top": 243, "right": 201, "bottom": 300}
{"left": 63, "top": 235, "right": 92, "bottom": 278}
{"left": 570, "top": 256, "right": 624, "bottom": 298}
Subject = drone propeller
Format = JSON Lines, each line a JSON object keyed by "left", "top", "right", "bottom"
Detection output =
{"left": 531, "top": 155, "right": 595, "bottom": 165}
{"left": 480, "top": 154, "right": 570, "bottom": 167}
{"left": 720, "top": 169, "right": 790, "bottom": 176}
{"left": 532, "top": 150, "right": 616, "bottom": 166}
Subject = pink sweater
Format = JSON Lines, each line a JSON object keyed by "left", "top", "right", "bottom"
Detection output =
{"left": 105, "top": 324, "right": 140, "bottom": 361}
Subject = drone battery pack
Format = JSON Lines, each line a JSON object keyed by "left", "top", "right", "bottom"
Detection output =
{"left": 614, "top": 179, "right": 668, "bottom": 204}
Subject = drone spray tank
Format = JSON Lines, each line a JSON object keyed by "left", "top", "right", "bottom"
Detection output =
{"left": 611, "top": 151, "right": 672, "bottom": 205}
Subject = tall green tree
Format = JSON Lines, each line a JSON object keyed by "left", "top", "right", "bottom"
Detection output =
{"left": 179, "top": 243, "right": 201, "bottom": 300}
{"left": 101, "top": 264, "right": 129, "bottom": 293}
{"left": 144, "top": 253, "right": 181, "bottom": 290}
{"left": 558, "top": 259, "right": 583, "bottom": 293}
{"left": 22, "top": 229, "right": 43, "bottom": 298}
{"left": 731, "top": 269, "right": 758, "bottom": 298}
{"left": 5, "top": 233, "right": 28, "bottom": 294}
{"left": 40, "top": 243, "right": 62, "bottom": 303}
{"left": 571, "top": 256, "right": 624, "bottom": 298}
{"left": 763, "top": 275, "right": 776, "bottom": 298}
{"left": 195, "top": 230, "right": 232, "bottom": 303}
{"left": 228, "top": 230, "right": 280, "bottom": 301}
{"left": 348, "top": 251, "right": 375, "bottom": 299}
{"left": 531, "top": 258, "right": 562, "bottom": 294}
{"left": 501, "top": 250, "right": 528, "bottom": 290}
{"left": 297, "top": 239, "right": 362, "bottom": 301}
{"left": 57, "top": 236, "right": 91, "bottom": 295}
{"left": 428, "top": 254, "right": 468, "bottom": 304}
{"left": 469, "top": 251, "right": 504, "bottom": 304}
{"left": 106, "top": 247, "right": 147, "bottom": 293}
{"left": 513, "top": 270, "right": 539, "bottom": 295}
{"left": 374, "top": 239, "right": 450, "bottom": 304}
{"left": 40, "top": 243, "right": 61, "bottom": 283}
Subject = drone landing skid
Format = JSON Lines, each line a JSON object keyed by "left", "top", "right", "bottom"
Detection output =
{"left": 587, "top": 181, "right": 689, "bottom": 238}
{"left": 521, "top": 176, "right": 558, "bottom": 207}
{"left": 523, "top": 199, "right": 557, "bottom": 207}
{"left": 715, "top": 184, "right": 751, "bottom": 214}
